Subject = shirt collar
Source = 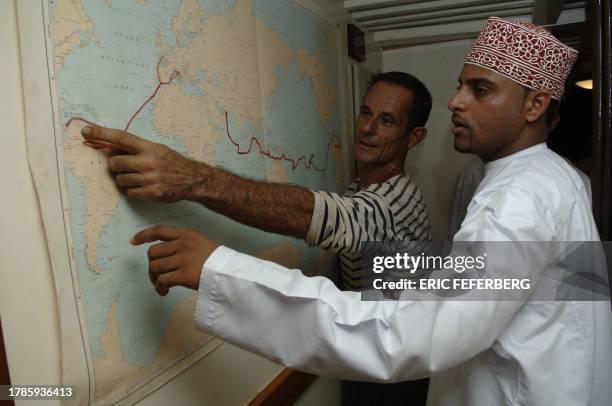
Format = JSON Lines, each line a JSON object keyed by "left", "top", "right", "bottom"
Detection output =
{"left": 485, "top": 143, "right": 548, "bottom": 174}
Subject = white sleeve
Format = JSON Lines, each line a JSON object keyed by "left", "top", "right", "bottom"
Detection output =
{"left": 195, "top": 246, "right": 523, "bottom": 382}
{"left": 195, "top": 187, "right": 556, "bottom": 382}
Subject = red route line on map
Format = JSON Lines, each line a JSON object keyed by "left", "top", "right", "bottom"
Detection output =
{"left": 124, "top": 59, "right": 179, "bottom": 132}
{"left": 224, "top": 112, "right": 325, "bottom": 172}
{"left": 65, "top": 58, "right": 179, "bottom": 133}
{"left": 65, "top": 57, "right": 326, "bottom": 172}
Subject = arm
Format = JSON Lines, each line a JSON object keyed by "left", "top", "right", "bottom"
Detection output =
{"left": 132, "top": 186, "right": 556, "bottom": 381}
{"left": 81, "top": 125, "right": 313, "bottom": 238}
{"left": 187, "top": 162, "right": 313, "bottom": 238}
{"left": 195, "top": 245, "right": 525, "bottom": 382}
{"left": 81, "top": 126, "right": 425, "bottom": 247}
{"left": 307, "top": 176, "right": 430, "bottom": 253}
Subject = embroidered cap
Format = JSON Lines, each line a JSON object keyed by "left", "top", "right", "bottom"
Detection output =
{"left": 465, "top": 17, "right": 578, "bottom": 100}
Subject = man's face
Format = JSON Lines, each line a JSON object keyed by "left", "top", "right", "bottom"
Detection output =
{"left": 354, "top": 82, "right": 414, "bottom": 164}
{"left": 448, "top": 64, "right": 527, "bottom": 161}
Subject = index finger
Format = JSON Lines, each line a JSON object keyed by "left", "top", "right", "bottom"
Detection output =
{"left": 131, "top": 225, "right": 184, "bottom": 245}
{"left": 81, "top": 125, "right": 149, "bottom": 154}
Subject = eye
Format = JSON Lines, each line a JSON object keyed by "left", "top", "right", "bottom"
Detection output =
{"left": 359, "top": 108, "right": 371, "bottom": 118}
{"left": 474, "top": 86, "right": 489, "bottom": 96}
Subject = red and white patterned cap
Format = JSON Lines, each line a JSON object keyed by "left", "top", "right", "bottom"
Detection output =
{"left": 465, "top": 17, "right": 578, "bottom": 100}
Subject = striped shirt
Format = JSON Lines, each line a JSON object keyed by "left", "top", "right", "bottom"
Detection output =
{"left": 306, "top": 174, "right": 431, "bottom": 291}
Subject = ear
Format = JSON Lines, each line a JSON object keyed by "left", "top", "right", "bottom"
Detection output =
{"left": 523, "top": 90, "right": 552, "bottom": 123}
{"left": 406, "top": 127, "right": 427, "bottom": 150}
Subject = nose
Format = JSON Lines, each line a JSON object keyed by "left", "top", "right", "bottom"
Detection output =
{"left": 448, "top": 90, "right": 464, "bottom": 112}
{"left": 359, "top": 116, "right": 377, "bottom": 135}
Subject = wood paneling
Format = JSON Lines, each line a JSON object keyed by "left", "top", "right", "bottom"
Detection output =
{"left": 591, "top": 0, "right": 612, "bottom": 239}
{"left": 0, "top": 320, "right": 14, "bottom": 405}
{"left": 248, "top": 369, "right": 316, "bottom": 406}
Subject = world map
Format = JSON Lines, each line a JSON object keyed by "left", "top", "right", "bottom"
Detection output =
{"left": 47, "top": 0, "right": 344, "bottom": 402}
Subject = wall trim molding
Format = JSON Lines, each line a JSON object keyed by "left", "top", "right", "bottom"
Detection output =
{"left": 248, "top": 369, "right": 316, "bottom": 406}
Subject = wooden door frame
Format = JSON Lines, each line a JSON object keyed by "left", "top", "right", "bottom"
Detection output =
{"left": 248, "top": 369, "right": 316, "bottom": 406}
{"left": 1, "top": 320, "right": 10, "bottom": 385}
{"left": 591, "top": 0, "right": 612, "bottom": 240}
{"left": 1, "top": 319, "right": 15, "bottom": 405}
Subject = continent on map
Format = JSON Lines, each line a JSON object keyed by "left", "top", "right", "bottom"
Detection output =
{"left": 330, "top": 136, "right": 345, "bottom": 189}
{"left": 159, "top": 0, "right": 262, "bottom": 155}
{"left": 298, "top": 48, "right": 337, "bottom": 125}
{"left": 104, "top": 0, "right": 148, "bottom": 5}
{"left": 63, "top": 121, "right": 119, "bottom": 273}
{"left": 94, "top": 295, "right": 207, "bottom": 403}
{"left": 50, "top": 0, "right": 97, "bottom": 72}
{"left": 153, "top": 83, "right": 219, "bottom": 162}
{"left": 257, "top": 242, "right": 301, "bottom": 269}
{"left": 256, "top": 18, "right": 293, "bottom": 105}
{"left": 266, "top": 160, "right": 290, "bottom": 183}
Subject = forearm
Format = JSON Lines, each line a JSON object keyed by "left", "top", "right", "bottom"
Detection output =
{"left": 186, "top": 162, "right": 314, "bottom": 239}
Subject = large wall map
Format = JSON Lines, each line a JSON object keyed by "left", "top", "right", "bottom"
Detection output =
{"left": 46, "top": 0, "right": 344, "bottom": 402}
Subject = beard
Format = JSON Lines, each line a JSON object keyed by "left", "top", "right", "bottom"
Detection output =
{"left": 453, "top": 133, "right": 472, "bottom": 153}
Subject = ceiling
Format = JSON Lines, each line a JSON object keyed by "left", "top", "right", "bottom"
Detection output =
{"left": 342, "top": 0, "right": 587, "bottom": 49}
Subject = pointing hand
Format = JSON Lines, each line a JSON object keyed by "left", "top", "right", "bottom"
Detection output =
{"left": 81, "top": 125, "right": 199, "bottom": 202}
{"left": 131, "top": 225, "right": 220, "bottom": 296}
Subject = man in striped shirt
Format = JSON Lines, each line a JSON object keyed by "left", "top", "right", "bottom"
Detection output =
{"left": 307, "top": 72, "right": 431, "bottom": 291}
{"left": 306, "top": 71, "right": 432, "bottom": 406}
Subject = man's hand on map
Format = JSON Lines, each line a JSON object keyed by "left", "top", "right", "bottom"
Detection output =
{"left": 81, "top": 125, "right": 199, "bottom": 202}
{"left": 131, "top": 225, "right": 220, "bottom": 296}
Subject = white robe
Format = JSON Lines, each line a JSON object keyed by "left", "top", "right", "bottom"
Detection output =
{"left": 194, "top": 144, "right": 612, "bottom": 406}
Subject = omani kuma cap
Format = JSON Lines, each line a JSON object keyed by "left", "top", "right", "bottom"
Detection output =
{"left": 465, "top": 17, "right": 578, "bottom": 100}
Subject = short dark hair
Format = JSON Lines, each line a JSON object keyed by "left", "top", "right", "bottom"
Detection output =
{"left": 367, "top": 71, "right": 432, "bottom": 131}
{"left": 545, "top": 99, "right": 560, "bottom": 129}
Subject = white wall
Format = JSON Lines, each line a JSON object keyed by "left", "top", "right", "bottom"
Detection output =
{"left": 383, "top": 40, "right": 478, "bottom": 240}
{"left": 0, "top": 1, "right": 62, "bottom": 401}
